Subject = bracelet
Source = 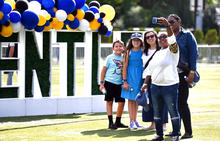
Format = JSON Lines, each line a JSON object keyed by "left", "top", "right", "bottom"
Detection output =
{"left": 100, "top": 81, "right": 104, "bottom": 84}
{"left": 122, "top": 79, "right": 127, "bottom": 82}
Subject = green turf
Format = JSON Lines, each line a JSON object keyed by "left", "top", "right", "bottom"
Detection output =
{"left": 0, "top": 63, "right": 220, "bottom": 141}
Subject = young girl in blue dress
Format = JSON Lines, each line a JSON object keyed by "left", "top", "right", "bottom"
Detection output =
{"left": 121, "top": 33, "right": 144, "bottom": 130}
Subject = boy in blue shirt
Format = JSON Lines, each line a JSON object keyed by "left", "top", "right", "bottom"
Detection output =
{"left": 99, "top": 40, "right": 128, "bottom": 129}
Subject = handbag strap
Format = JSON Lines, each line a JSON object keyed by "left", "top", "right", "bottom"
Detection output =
{"left": 144, "top": 48, "right": 160, "bottom": 70}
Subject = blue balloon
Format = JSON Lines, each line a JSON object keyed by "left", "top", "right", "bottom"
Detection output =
{"left": 21, "top": 10, "right": 39, "bottom": 30}
{"left": 47, "top": 8, "right": 55, "bottom": 17}
{"left": 0, "top": 0, "right": 4, "bottom": 9}
{"left": 1, "top": 3, "right": 12, "bottom": 14}
{"left": 31, "top": 0, "right": 42, "bottom": 4}
{"left": 57, "top": 0, "right": 76, "bottom": 14}
{"left": 105, "top": 31, "right": 112, "bottom": 37}
{"left": 75, "top": 0, "right": 86, "bottom": 9}
{"left": 97, "top": 18, "right": 103, "bottom": 23}
{"left": 89, "top": 6, "right": 99, "bottom": 14}
{"left": 9, "top": 11, "right": 21, "bottom": 23}
{"left": 68, "top": 18, "right": 79, "bottom": 29}
{"left": 35, "top": 26, "right": 45, "bottom": 32}
{"left": 42, "top": 0, "right": 55, "bottom": 9}
{"left": 81, "top": 4, "right": 89, "bottom": 12}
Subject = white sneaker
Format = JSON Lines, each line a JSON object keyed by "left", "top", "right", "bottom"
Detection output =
{"left": 130, "top": 120, "right": 135, "bottom": 131}
{"left": 143, "top": 126, "right": 155, "bottom": 130}
{"left": 134, "top": 121, "right": 143, "bottom": 129}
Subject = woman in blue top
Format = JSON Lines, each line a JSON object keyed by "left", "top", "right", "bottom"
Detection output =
{"left": 121, "top": 33, "right": 144, "bottom": 130}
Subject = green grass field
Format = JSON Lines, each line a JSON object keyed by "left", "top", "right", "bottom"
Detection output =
{"left": 0, "top": 63, "right": 220, "bottom": 141}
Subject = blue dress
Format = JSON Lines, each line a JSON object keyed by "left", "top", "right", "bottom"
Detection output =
{"left": 121, "top": 49, "right": 143, "bottom": 100}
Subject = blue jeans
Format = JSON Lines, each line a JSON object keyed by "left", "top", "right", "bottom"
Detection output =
{"left": 151, "top": 83, "right": 180, "bottom": 136}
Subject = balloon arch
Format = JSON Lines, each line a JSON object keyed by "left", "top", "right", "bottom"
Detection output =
{"left": 0, "top": 0, "right": 116, "bottom": 38}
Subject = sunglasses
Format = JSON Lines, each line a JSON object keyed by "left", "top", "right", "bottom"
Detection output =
{"left": 168, "top": 20, "right": 176, "bottom": 25}
{"left": 159, "top": 35, "right": 168, "bottom": 40}
{"left": 146, "top": 35, "right": 155, "bottom": 39}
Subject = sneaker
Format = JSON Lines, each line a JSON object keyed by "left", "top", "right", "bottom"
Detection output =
{"left": 172, "top": 136, "right": 179, "bottom": 141}
{"left": 115, "top": 122, "right": 128, "bottom": 128}
{"left": 134, "top": 121, "right": 143, "bottom": 129}
{"left": 108, "top": 124, "right": 117, "bottom": 130}
{"left": 151, "top": 135, "right": 164, "bottom": 141}
{"left": 130, "top": 120, "right": 135, "bottom": 130}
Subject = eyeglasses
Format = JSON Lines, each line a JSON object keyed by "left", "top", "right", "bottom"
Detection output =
{"left": 146, "top": 35, "right": 155, "bottom": 39}
{"left": 168, "top": 20, "right": 176, "bottom": 25}
{"left": 159, "top": 35, "right": 168, "bottom": 40}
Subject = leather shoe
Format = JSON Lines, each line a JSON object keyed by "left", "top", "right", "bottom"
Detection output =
{"left": 181, "top": 133, "right": 193, "bottom": 139}
{"left": 165, "top": 132, "right": 173, "bottom": 136}
{"left": 165, "top": 132, "right": 181, "bottom": 137}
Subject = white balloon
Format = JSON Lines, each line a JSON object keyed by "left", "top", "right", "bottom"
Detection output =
{"left": 56, "top": 10, "right": 67, "bottom": 22}
{"left": 28, "top": 1, "right": 41, "bottom": 14}
{"left": 107, "top": 25, "right": 113, "bottom": 31}
{"left": 94, "top": 13, "right": 100, "bottom": 19}
{"left": 40, "top": 10, "right": 48, "bottom": 17}
{"left": 11, "top": 22, "right": 23, "bottom": 33}
{"left": 78, "top": 19, "right": 90, "bottom": 31}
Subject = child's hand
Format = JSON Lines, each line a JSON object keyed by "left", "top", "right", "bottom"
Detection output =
{"left": 99, "top": 84, "right": 104, "bottom": 92}
{"left": 123, "top": 82, "right": 131, "bottom": 91}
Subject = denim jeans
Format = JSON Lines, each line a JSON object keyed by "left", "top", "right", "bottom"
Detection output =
{"left": 151, "top": 83, "right": 180, "bottom": 136}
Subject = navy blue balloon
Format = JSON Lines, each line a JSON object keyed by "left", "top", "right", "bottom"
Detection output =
{"left": 64, "top": 19, "right": 70, "bottom": 25}
{"left": 21, "top": 11, "right": 39, "bottom": 30}
{"left": 1, "top": 3, "right": 12, "bottom": 14}
{"left": 16, "top": 0, "right": 28, "bottom": 14}
{"left": 9, "top": 11, "right": 21, "bottom": 23}
{"left": 45, "top": 20, "right": 50, "bottom": 26}
{"left": 0, "top": 0, "right": 4, "bottom": 9}
{"left": 89, "top": 6, "right": 99, "bottom": 14}
{"left": 81, "top": 4, "right": 89, "bottom": 12}
{"left": 42, "top": 0, "right": 55, "bottom": 9}
{"left": 35, "top": 26, "right": 45, "bottom": 32}
{"left": 57, "top": 0, "right": 76, "bottom": 14}
{"left": 68, "top": 18, "right": 79, "bottom": 29}
{"left": 75, "top": 0, "right": 86, "bottom": 9}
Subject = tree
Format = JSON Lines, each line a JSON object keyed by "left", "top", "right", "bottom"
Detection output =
{"left": 205, "top": 29, "right": 218, "bottom": 44}
{"left": 194, "top": 29, "right": 204, "bottom": 44}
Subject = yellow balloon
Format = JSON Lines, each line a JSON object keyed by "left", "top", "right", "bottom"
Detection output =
{"left": 53, "top": 21, "right": 64, "bottom": 30}
{"left": 66, "top": 25, "right": 78, "bottom": 31}
{"left": 45, "top": 14, "right": 51, "bottom": 21}
{"left": 90, "top": 19, "right": 101, "bottom": 31}
{"left": 38, "top": 15, "right": 46, "bottom": 26}
{"left": 0, "top": 25, "right": 13, "bottom": 37}
{"left": 67, "top": 14, "right": 75, "bottom": 21}
{"left": 75, "top": 9, "right": 85, "bottom": 21}
{"left": 44, "top": 23, "right": 53, "bottom": 31}
{"left": 99, "top": 4, "right": 115, "bottom": 21}
{"left": 0, "top": 11, "right": 3, "bottom": 20}
{"left": 5, "top": 0, "right": 16, "bottom": 10}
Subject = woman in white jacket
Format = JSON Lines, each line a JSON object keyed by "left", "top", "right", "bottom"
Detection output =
{"left": 141, "top": 17, "right": 180, "bottom": 141}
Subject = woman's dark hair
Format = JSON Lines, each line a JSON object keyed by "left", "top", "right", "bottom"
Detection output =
{"left": 143, "top": 31, "right": 160, "bottom": 55}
